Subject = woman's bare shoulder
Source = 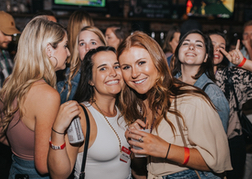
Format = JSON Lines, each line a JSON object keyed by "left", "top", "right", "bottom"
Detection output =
{"left": 26, "top": 80, "right": 60, "bottom": 108}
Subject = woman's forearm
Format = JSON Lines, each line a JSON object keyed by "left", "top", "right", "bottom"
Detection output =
{"left": 241, "top": 58, "right": 252, "bottom": 72}
{"left": 48, "top": 134, "right": 73, "bottom": 179}
{"left": 166, "top": 144, "right": 210, "bottom": 171}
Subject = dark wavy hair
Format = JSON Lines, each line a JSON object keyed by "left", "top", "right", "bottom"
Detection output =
{"left": 73, "top": 46, "right": 116, "bottom": 103}
{"left": 171, "top": 29, "right": 215, "bottom": 82}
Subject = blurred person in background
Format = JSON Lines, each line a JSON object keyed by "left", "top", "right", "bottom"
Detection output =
{"left": 34, "top": 10, "right": 57, "bottom": 22}
{"left": 0, "top": 10, "right": 20, "bottom": 179}
{"left": 57, "top": 26, "right": 107, "bottom": 104}
{"left": 56, "top": 10, "right": 94, "bottom": 83}
{"left": 105, "top": 24, "right": 126, "bottom": 50}
{"left": 67, "top": 10, "right": 94, "bottom": 62}
{"left": 209, "top": 31, "right": 252, "bottom": 179}
{"left": 0, "top": 11, "right": 20, "bottom": 88}
{"left": 241, "top": 20, "right": 252, "bottom": 60}
{"left": 162, "top": 25, "right": 180, "bottom": 66}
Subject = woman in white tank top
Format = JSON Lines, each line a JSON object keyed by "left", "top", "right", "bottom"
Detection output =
{"left": 48, "top": 46, "right": 131, "bottom": 179}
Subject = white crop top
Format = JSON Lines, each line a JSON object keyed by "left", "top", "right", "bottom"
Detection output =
{"left": 74, "top": 102, "right": 131, "bottom": 179}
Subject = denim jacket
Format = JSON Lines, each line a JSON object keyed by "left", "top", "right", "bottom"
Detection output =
{"left": 57, "top": 67, "right": 81, "bottom": 104}
{"left": 175, "top": 73, "right": 229, "bottom": 133}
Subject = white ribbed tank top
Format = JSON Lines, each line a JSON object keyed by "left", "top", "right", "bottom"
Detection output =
{"left": 74, "top": 102, "right": 130, "bottom": 179}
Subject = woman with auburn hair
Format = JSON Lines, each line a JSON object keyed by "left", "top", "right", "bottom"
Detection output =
{"left": 117, "top": 31, "right": 232, "bottom": 178}
{"left": 58, "top": 26, "right": 107, "bottom": 103}
{"left": 0, "top": 16, "right": 70, "bottom": 178}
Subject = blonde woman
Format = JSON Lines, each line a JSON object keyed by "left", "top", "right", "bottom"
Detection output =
{"left": 0, "top": 16, "right": 70, "bottom": 178}
{"left": 67, "top": 10, "right": 94, "bottom": 60}
{"left": 56, "top": 10, "right": 93, "bottom": 81}
{"left": 57, "top": 26, "right": 107, "bottom": 103}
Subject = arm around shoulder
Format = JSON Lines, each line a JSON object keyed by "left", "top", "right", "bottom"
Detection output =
{"left": 241, "top": 58, "right": 252, "bottom": 72}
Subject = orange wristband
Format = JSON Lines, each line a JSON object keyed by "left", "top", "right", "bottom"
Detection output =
{"left": 237, "top": 57, "right": 247, "bottom": 67}
{"left": 182, "top": 147, "right": 190, "bottom": 165}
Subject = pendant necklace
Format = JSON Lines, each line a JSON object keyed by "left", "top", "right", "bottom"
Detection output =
{"left": 94, "top": 102, "right": 122, "bottom": 152}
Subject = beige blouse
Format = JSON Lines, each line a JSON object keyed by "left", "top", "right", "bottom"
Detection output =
{"left": 147, "top": 94, "right": 232, "bottom": 179}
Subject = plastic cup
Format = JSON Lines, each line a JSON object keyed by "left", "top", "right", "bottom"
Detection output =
{"left": 132, "top": 128, "right": 150, "bottom": 157}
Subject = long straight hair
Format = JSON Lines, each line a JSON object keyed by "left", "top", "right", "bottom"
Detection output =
{"left": 67, "top": 10, "right": 94, "bottom": 59}
{"left": 0, "top": 16, "right": 66, "bottom": 132}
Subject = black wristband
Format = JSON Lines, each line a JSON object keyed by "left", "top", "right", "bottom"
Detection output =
{"left": 165, "top": 143, "right": 171, "bottom": 159}
{"left": 52, "top": 127, "right": 65, "bottom": 135}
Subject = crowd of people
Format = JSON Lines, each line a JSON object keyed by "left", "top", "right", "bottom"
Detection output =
{"left": 0, "top": 8, "right": 252, "bottom": 179}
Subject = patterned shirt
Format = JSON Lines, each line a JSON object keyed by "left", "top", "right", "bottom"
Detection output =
{"left": 0, "top": 50, "right": 13, "bottom": 89}
{"left": 215, "top": 67, "right": 252, "bottom": 139}
{"left": 240, "top": 46, "right": 250, "bottom": 60}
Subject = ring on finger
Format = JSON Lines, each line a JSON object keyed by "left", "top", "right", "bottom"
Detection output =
{"left": 139, "top": 136, "right": 144, "bottom": 142}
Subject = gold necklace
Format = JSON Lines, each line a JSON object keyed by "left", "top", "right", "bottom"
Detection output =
{"left": 94, "top": 102, "right": 122, "bottom": 152}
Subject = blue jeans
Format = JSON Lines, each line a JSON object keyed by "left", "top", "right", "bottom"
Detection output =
{"left": 8, "top": 155, "right": 50, "bottom": 179}
{"left": 162, "top": 169, "right": 221, "bottom": 179}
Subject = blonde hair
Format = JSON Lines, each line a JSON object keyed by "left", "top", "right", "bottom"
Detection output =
{"left": 0, "top": 16, "right": 66, "bottom": 132}
{"left": 67, "top": 10, "right": 94, "bottom": 63}
{"left": 66, "top": 26, "right": 107, "bottom": 100}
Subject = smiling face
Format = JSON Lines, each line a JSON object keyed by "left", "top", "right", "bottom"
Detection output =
{"left": 78, "top": 30, "right": 104, "bottom": 60}
{"left": 118, "top": 46, "right": 158, "bottom": 95}
{"left": 209, "top": 34, "right": 226, "bottom": 66}
{"left": 90, "top": 50, "right": 124, "bottom": 98}
{"left": 178, "top": 33, "right": 207, "bottom": 66}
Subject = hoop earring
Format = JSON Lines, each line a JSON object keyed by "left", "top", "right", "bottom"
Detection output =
{"left": 50, "top": 56, "right": 58, "bottom": 68}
